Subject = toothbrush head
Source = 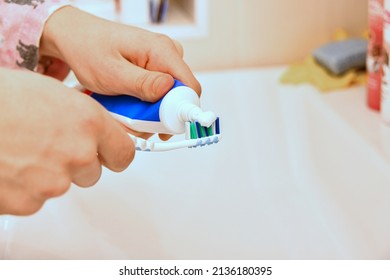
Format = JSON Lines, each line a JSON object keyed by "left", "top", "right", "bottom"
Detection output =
{"left": 130, "top": 117, "right": 222, "bottom": 152}
{"left": 186, "top": 117, "right": 221, "bottom": 148}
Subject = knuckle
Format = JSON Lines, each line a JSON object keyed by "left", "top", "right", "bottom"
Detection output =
{"left": 134, "top": 72, "right": 150, "bottom": 101}
{"left": 77, "top": 104, "right": 102, "bottom": 134}
{"left": 93, "top": 71, "right": 113, "bottom": 93}
{"left": 155, "top": 33, "right": 174, "bottom": 46}
{"left": 77, "top": 64, "right": 115, "bottom": 95}
{"left": 109, "top": 140, "right": 135, "bottom": 172}
{"left": 156, "top": 34, "right": 180, "bottom": 54}
{"left": 72, "top": 148, "right": 97, "bottom": 169}
{"left": 40, "top": 175, "right": 71, "bottom": 199}
{"left": 13, "top": 196, "right": 44, "bottom": 216}
{"left": 20, "top": 204, "right": 42, "bottom": 216}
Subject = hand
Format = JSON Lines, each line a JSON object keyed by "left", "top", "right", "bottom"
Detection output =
{"left": 0, "top": 68, "right": 135, "bottom": 215}
{"left": 39, "top": 6, "right": 201, "bottom": 103}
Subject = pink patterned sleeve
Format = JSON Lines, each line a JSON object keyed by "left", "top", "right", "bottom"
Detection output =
{"left": 0, "top": 0, "right": 70, "bottom": 72}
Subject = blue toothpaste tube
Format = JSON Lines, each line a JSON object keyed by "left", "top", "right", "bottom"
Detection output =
{"left": 89, "top": 80, "right": 221, "bottom": 152}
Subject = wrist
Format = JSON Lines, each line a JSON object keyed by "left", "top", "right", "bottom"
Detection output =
{"left": 39, "top": 5, "right": 76, "bottom": 61}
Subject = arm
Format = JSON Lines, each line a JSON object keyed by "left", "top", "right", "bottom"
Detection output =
{"left": 0, "top": 0, "right": 70, "bottom": 80}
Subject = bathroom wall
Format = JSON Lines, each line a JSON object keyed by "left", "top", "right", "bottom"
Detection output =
{"left": 180, "top": 0, "right": 369, "bottom": 71}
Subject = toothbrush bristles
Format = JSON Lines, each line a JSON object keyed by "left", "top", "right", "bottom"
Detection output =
{"left": 131, "top": 119, "right": 221, "bottom": 152}
{"left": 190, "top": 122, "right": 197, "bottom": 139}
{"left": 189, "top": 119, "right": 222, "bottom": 139}
{"left": 185, "top": 118, "right": 221, "bottom": 147}
{"left": 195, "top": 122, "right": 203, "bottom": 138}
{"left": 178, "top": 118, "right": 222, "bottom": 148}
{"left": 206, "top": 125, "right": 213, "bottom": 136}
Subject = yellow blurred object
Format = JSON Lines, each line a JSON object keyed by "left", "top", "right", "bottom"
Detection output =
{"left": 280, "top": 28, "right": 367, "bottom": 92}
{"left": 332, "top": 29, "right": 349, "bottom": 41}
{"left": 280, "top": 56, "right": 366, "bottom": 92}
{"left": 361, "top": 29, "right": 369, "bottom": 40}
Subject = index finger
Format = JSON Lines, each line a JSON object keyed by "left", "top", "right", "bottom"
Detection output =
{"left": 161, "top": 41, "right": 202, "bottom": 96}
{"left": 169, "top": 58, "right": 202, "bottom": 96}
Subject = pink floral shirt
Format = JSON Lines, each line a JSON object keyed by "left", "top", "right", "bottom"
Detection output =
{"left": 0, "top": 0, "right": 69, "bottom": 73}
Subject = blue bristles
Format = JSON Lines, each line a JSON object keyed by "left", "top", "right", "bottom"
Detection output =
{"left": 195, "top": 122, "right": 203, "bottom": 138}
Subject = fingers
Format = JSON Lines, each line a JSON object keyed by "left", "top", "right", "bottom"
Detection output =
{"left": 159, "top": 46, "right": 202, "bottom": 96}
{"left": 149, "top": 36, "right": 201, "bottom": 96}
{"left": 96, "top": 111, "right": 136, "bottom": 172}
{"left": 71, "top": 156, "right": 102, "bottom": 187}
{"left": 0, "top": 188, "right": 44, "bottom": 216}
{"left": 65, "top": 93, "right": 135, "bottom": 185}
{"left": 0, "top": 170, "right": 71, "bottom": 216}
{"left": 108, "top": 61, "right": 175, "bottom": 102}
{"left": 114, "top": 51, "right": 201, "bottom": 101}
{"left": 158, "top": 133, "right": 172, "bottom": 141}
{"left": 119, "top": 33, "right": 201, "bottom": 99}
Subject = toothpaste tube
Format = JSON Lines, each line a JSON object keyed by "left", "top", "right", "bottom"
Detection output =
{"left": 89, "top": 80, "right": 217, "bottom": 135}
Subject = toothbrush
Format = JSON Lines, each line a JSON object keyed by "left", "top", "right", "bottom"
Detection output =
{"left": 129, "top": 118, "right": 221, "bottom": 152}
{"left": 87, "top": 80, "right": 222, "bottom": 152}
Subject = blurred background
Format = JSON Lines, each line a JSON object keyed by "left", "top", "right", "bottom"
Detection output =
{"left": 4, "top": 0, "right": 390, "bottom": 260}
{"left": 71, "top": 0, "right": 369, "bottom": 70}
{"left": 180, "top": 0, "right": 369, "bottom": 71}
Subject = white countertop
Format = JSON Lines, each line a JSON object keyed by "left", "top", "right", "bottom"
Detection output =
{"left": 1, "top": 67, "right": 390, "bottom": 259}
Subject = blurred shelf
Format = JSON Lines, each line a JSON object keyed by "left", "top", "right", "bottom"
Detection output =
{"left": 143, "top": 0, "right": 208, "bottom": 40}
{"left": 72, "top": 0, "right": 208, "bottom": 40}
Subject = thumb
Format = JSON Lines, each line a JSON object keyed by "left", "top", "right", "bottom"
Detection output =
{"left": 109, "top": 61, "right": 175, "bottom": 102}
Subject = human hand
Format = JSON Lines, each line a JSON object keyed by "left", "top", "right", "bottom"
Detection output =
{"left": 0, "top": 68, "right": 134, "bottom": 215}
{"left": 39, "top": 6, "right": 201, "bottom": 103}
